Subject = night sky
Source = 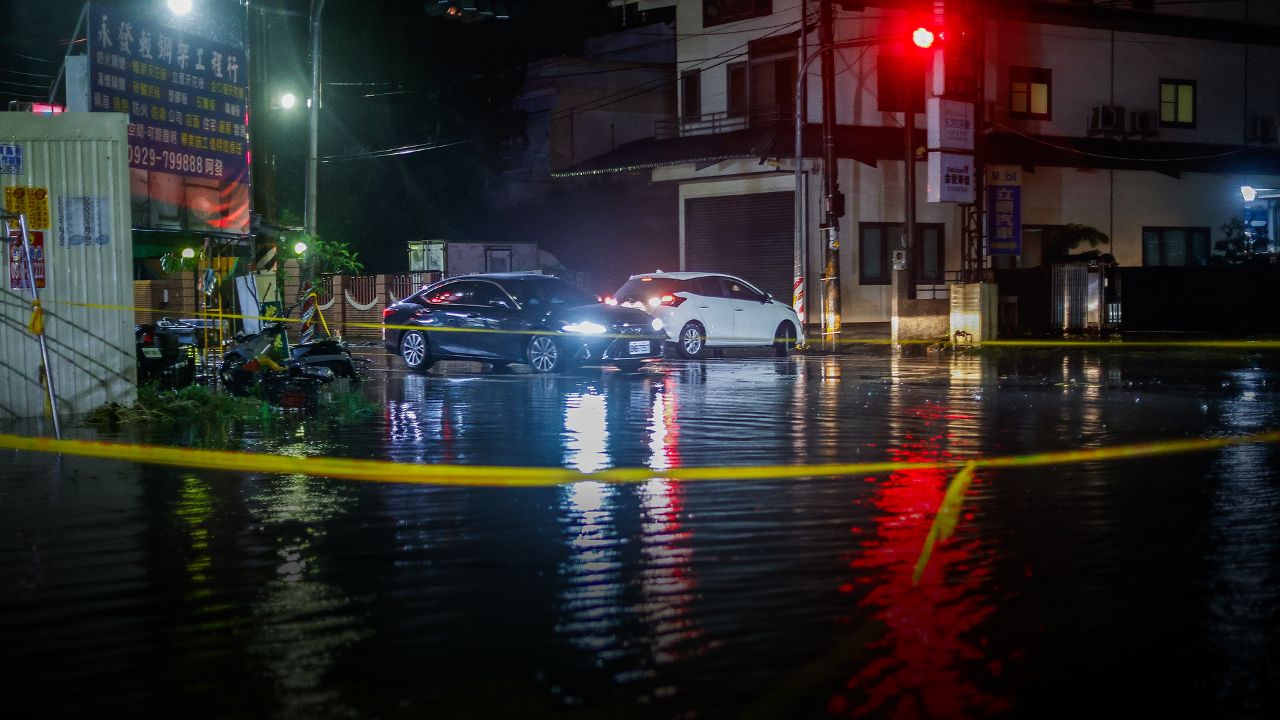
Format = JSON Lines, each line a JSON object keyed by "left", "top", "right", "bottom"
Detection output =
{"left": 2, "top": 1, "right": 676, "bottom": 287}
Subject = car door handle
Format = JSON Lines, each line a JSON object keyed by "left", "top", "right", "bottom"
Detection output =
{"left": 734, "top": 308, "right": 745, "bottom": 311}
{"left": 465, "top": 312, "right": 481, "bottom": 318}
{"left": 698, "top": 304, "right": 709, "bottom": 308}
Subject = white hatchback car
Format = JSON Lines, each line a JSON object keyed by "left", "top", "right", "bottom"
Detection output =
{"left": 610, "top": 272, "right": 804, "bottom": 359}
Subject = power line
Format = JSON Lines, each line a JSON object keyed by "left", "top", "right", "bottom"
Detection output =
{"left": 990, "top": 119, "right": 1253, "bottom": 163}
{"left": 1, "top": 68, "right": 56, "bottom": 79}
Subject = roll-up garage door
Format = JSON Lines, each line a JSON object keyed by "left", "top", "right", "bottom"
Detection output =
{"left": 684, "top": 191, "right": 794, "bottom": 303}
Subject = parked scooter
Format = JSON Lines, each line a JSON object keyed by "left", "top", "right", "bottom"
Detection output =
{"left": 135, "top": 317, "right": 198, "bottom": 389}
{"left": 219, "top": 311, "right": 359, "bottom": 399}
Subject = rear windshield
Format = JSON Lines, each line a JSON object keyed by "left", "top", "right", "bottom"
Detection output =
{"left": 615, "top": 277, "right": 688, "bottom": 303}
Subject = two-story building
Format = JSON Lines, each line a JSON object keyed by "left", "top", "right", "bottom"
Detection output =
{"left": 562, "top": 0, "right": 1280, "bottom": 337}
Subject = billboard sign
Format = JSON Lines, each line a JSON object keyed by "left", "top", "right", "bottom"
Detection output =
{"left": 986, "top": 166, "right": 1022, "bottom": 256}
{"left": 926, "top": 151, "right": 975, "bottom": 203}
{"left": 87, "top": 3, "right": 250, "bottom": 234}
{"left": 926, "top": 98, "right": 974, "bottom": 152}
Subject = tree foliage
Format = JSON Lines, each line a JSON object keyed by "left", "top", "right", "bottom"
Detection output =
{"left": 1044, "top": 224, "right": 1110, "bottom": 261}
{"left": 1211, "top": 217, "right": 1262, "bottom": 265}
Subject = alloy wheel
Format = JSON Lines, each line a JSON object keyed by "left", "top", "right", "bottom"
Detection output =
{"left": 529, "top": 336, "right": 560, "bottom": 373}
{"left": 681, "top": 326, "right": 703, "bottom": 356}
{"left": 402, "top": 331, "right": 427, "bottom": 368}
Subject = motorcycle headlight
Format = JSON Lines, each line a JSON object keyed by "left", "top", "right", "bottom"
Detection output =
{"left": 562, "top": 320, "right": 607, "bottom": 335}
{"left": 651, "top": 318, "right": 664, "bottom": 332}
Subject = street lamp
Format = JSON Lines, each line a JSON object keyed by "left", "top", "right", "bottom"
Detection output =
{"left": 180, "top": 246, "right": 198, "bottom": 321}
{"left": 167, "top": 0, "right": 194, "bottom": 16}
{"left": 1241, "top": 186, "right": 1280, "bottom": 202}
{"left": 293, "top": 240, "right": 308, "bottom": 255}
{"left": 278, "top": 92, "right": 297, "bottom": 110}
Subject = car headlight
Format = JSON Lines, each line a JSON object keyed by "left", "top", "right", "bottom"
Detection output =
{"left": 562, "top": 320, "right": 607, "bottom": 335}
{"left": 651, "top": 318, "right": 664, "bottom": 332}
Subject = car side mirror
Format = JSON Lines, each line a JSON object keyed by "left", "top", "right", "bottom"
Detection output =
{"left": 762, "top": 293, "right": 773, "bottom": 303}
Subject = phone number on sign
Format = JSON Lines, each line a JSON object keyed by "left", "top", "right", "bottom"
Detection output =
{"left": 129, "top": 145, "right": 225, "bottom": 178}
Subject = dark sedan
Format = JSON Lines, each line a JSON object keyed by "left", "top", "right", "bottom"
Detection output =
{"left": 382, "top": 273, "right": 666, "bottom": 373}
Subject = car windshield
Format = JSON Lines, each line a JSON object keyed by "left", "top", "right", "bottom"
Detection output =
{"left": 500, "top": 277, "right": 597, "bottom": 308}
{"left": 615, "top": 276, "right": 688, "bottom": 302}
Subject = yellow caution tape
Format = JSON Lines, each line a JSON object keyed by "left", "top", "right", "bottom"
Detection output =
{"left": 46, "top": 299, "right": 1280, "bottom": 349}
{"left": 913, "top": 461, "right": 978, "bottom": 586}
{"left": 28, "top": 299, "right": 44, "bottom": 336}
{"left": 0, "top": 429, "right": 1276, "bottom": 489}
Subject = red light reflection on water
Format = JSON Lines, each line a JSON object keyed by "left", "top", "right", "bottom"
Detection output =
{"left": 835, "top": 405, "right": 1010, "bottom": 719}
{"left": 638, "top": 478, "right": 706, "bottom": 665}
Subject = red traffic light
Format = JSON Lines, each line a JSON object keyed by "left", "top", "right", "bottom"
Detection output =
{"left": 911, "top": 26, "right": 936, "bottom": 49}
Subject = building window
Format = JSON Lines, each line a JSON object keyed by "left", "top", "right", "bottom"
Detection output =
{"left": 747, "top": 35, "right": 796, "bottom": 125}
{"left": 727, "top": 62, "right": 748, "bottom": 117}
{"left": 1142, "top": 227, "right": 1209, "bottom": 266}
{"left": 1010, "top": 66, "right": 1051, "bottom": 120}
{"left": 860, "top": 224, "right": 892, "bottom": 285}
{"left": 859, "top": 223, "right": 945, "bottom": 285}
{"left": 1159, "top": 79, "right": 1195, "bottom": 128}
{"left": 916, "top": 225, "right": 944, "bottom": 284}
{"left": 877, "top": 52, "right": 926, "bottom": 114}
{"left": 485, "top": 247, "right": 512, "bottom": 273}
{"left": 703, "top": 0, "right": 771, "bottom": 28}
{"left": 681, "top": 69, "right": 701, "bottom": 120}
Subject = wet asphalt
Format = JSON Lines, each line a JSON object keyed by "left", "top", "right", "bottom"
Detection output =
{"left": 2, "top": 344, "right": 1279, "bottom": 718}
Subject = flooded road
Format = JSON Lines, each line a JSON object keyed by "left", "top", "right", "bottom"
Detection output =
{"left": 3, "top": 347, "right": 1279, "bottom": 718}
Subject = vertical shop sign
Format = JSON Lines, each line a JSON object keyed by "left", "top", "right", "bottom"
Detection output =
{"left": 986, "top": 166, "right": 1022, "bottom": 256}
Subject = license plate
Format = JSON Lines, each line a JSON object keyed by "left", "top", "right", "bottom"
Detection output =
{"left": 142, "top": 347, "right": 163, "bottom": 359}
{"left": 628, "top": 340, "right": 650, "bottom": 355}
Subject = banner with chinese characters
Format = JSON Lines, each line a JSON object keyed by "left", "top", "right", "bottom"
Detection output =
{"left": 3, "top": 186, "right": 51, "bottom": 229}
{"left": 986, "top": 166, "right": 1021, "bottom": 256}
{"left": 9, "top": 230, "right": 46, "bottom": 290}
{"left": 88, "top": 3, "right": 250, "bottom": 234}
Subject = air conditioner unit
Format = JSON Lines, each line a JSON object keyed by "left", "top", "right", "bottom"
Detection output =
{"left": 1127, "top": 109, "right": 1157, "bottom": 138}
{"left": 1246, "top": 114, "right": 1277, "bottom": 143}
{"left": 1088, "top": 105, "right": 1125, "bottom": 134}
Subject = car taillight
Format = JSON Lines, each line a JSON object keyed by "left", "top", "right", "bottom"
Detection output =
{"left": 604, "top": 296, "right": 618, "bottom": 306}
{"left": 382, "top": 306, "right": 396, "bottom": 319}
{"left": 141, "top": 332, "right": 154, "bottom": 344}
{"left": 648, "top": 294, "right": 685, "bottom": 308}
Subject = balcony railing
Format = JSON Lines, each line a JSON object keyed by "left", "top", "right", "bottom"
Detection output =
{"left": 654, "top": 105, "right": 791, "bottom": 139}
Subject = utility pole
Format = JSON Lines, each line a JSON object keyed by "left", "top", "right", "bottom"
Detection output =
{"left": 818, "top": 0, "right": 841, "bottom": 351}
{"left": 305, "top": 0, "right": 326, "bottom": 236}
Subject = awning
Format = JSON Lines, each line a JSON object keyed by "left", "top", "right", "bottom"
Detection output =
{"left": 554, "top": 121, "right": 1280, "bottom": 178}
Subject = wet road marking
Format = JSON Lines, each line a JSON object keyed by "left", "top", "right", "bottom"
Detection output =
{"left": 1, "top": 430, "right": 1276, "bottom": 488}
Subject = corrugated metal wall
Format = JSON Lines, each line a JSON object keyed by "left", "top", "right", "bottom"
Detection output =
{"left": 1, "top": 113, "right": 135, "bottom": 421}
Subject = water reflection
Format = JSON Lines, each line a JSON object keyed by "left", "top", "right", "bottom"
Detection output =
{"left": 835, "top": 355, "right": 1007, "bottom": 717}
{"left": 564, "top": 390, "right": 609, "bottom": 473}
{"left": 244, "top": 475, "right": 370, "bottom": 718}
{"left": 5, "top": 350, "right": 1280, "bottom": 718}
{"left": 1205, "top": 367, "right": 1280, "bottom": 715}
{"left": 556, "top": 480, "right": 623, "bottom": 658}
{"left": 636, "top": 479, "right": 703, "bottom": 667}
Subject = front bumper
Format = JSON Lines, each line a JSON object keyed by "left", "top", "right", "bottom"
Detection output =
{"left": 570, "top": 334, "right": 666, "bottom": 363}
